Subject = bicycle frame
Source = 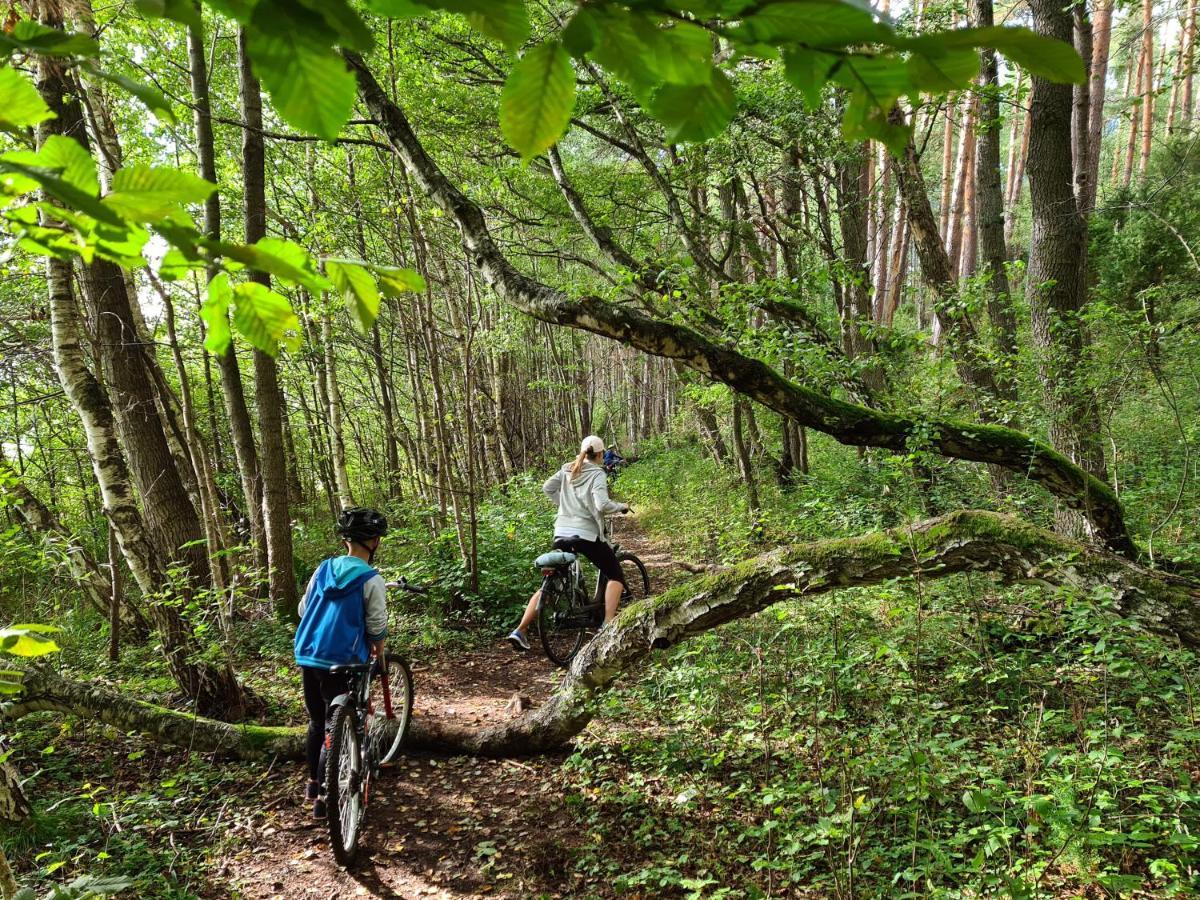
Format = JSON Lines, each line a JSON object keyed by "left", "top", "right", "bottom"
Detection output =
{"left": 537, "top": 517, "right": 622, "bottom": 615}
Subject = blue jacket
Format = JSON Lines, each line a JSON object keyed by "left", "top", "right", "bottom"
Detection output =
{"left": 294, "top": 557, "right": 387, "bottom": 669}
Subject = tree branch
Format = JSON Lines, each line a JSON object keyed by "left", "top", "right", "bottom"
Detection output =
{"left": 342, "top": 50, "right": 1136, "bottom": 557}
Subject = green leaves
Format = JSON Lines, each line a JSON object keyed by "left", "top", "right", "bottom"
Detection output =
{"left": 423, "top": 0, "right": 529, "bottom": 52}
{"left": 202, "top": 273, "right": 235, "bottom": 353}
{"left": 134, "top": 0, "right": 203, "bottom": 30}
{"left": 0, "top": 624, "right": 60, "bottom": 658}
{"left": 326, "top": 261, "right": 426, "bottom": 331}
{"left": 328, "top": 260, "right": 381, "bottom": 332}
{"left": 940, "top": 26, "right": 1086, "bottom": 83}
{"left": 232, "top": 281, "right": 301, "bottom": 354}
{"left": 217, "top": 237, "right": 332, "bottom": 292}
{"left": 646, "top": 71, "right": 737, "bottom": 143}
{"left": 0, "top": 20, "right": 99, "bottom": 59}
{"left": 84, "top": 65, "right": 178, "bottom": 124}
{"left": 500, "top": 41, "right": 576, "bottom": 161}
{"left": 246, "top": 0, "right": 357, "bottom": 141}
{"left": 103, "top": 165, "right": 216, "bottom": 224}
{"left": 0, "top": 65, "right": 55, "bottom": 135}
{"left": 375, "top": 265, "right": 426, "bottom": 297}
{"left": 202, "top": 272, "right": 300, "bottom": 355}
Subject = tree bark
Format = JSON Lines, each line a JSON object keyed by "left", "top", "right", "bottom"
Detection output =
{"left": 9, "top": 511, "right": 1198, "bottom": 758}
{"left": 35, "top": 18, "right": 247, "bottom": 718}
{"left": 322, "top": 309, "right": 354, "bottom": 509}
{"left": 972, "top": 0, "right": 1019, "bottom": 402}
{"left": 1083, "top": 0, "right": 1113, "bottom": 214}
{"left": 1139, "top": 0, "right": 1156, "bottom": 175}
{"left": 1072, "top": 5, "right": 1094, "bottom": 205}
{"left": 835, "top": 149, "right": 885, "bottom": 395}
{"left": 188, "top": 14, "right": 267, "bottom": 574}
{"left": 239, "top": 26, "right": 298, "bottom": 618}
{"left": 1027, "top": 0, "right": 1111, "bottom": 538}
{"left": 1183, "top": 0, "right": 1198, "bottom": 127}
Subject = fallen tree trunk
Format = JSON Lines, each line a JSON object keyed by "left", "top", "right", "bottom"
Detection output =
{"left": 344, "top": 51, "right": 1136, "bottom": 557}
{"left": 5, "top": 512, "right": 1196, "bottom": 759}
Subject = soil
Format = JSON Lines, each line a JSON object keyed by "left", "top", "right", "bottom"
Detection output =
{"left": 216, "top": 517, "right": 683, "bottom": 899}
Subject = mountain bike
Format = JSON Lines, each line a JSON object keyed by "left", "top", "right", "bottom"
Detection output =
{"left": 324, "top": 577, "right": 424, "bottom": 865}
{"left": 534, "top": 514, "right": 650, "bottom": 667}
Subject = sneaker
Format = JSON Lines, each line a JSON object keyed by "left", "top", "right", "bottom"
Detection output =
{"left": 507, "top": 629, "right": 531, "bottom": 652}
{"left": 313, "top": 795, "right": 327, "bottom": 819}
{"left": 305, "top": 780, "right": 320, "bottom": 801}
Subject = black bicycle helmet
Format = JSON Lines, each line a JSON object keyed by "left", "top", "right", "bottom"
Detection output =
{"left": 336, "top": 507, "right": 388, "bottom": 543}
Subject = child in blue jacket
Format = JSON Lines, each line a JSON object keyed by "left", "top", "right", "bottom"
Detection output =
{"left": 294, "top": 507, "right": 389, "bottom": 818}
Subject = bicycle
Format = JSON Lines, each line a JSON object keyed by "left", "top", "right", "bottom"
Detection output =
{"left": 534, "top": 514, "right": 650, "bottom": 668}
{"left": 324, "top": 577, "right": 425, "bottom": 865}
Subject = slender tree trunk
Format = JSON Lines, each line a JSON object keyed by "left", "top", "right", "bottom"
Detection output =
{"left": 835, "top": 149, "right": 885, "bottom": 393}
{"left": 189, "top": 16, "right": 266, "bottom": 573}
{"left": 1027, "top": 0, "right": 1111, "bottom": 537}
{"left": 238, "top": 27, "right": 298, "bottom": 618}
{"left": 1183, "top": 0, "right": 1197, "bottom": 126}
{"left": 972, "top": 0, "right": 1019, "bottom": 401}
{"left": 1005, "top": 70, "right": 1024, "bottom": 204}
{"left": 939, "top": 97, "right": 957, "bottom": 238}
{"left": 1084, "top": 0, "right": 1113, "bottom": 214}
{"left": 322, "top": 311, "right": 354, "bottom": 509}
{"left": 1140, "top": 0, "right": 1156, "bottom": 174}
{"left": 108, "top": 525, "right": 121, "bottom": 661}
{"left": 1121, "top": 53, "right": 1142, "bottom": 188}
{"left": 1005, "top": 107, "right": 1032, "bottom": 245}
{"left": 1073, "top": 5, "right": 1094, "bottom": 204}
{"left": 731, "top": 397, "right": 760, "bottom": 516}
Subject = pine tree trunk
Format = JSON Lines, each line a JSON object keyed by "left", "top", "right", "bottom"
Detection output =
{"left": 238, "top": 27, "right": 298, "bottom": 618}
{"left": 1140, "top": 0, "right": 1156, "bottom": 175}
{"left": 1183, "top": 0, "right": 1197, "bottom": 126}
{"left": 1084, "top": 0, "right": 1113, "bottom": 214}
{"left": 1073, "top": 5, "right": 1094, "bottom": 203}
{"left": 1122, "top": 52, "right": 1142, "bottom": 188}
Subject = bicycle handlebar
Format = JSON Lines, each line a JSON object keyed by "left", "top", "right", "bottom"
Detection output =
{"left": 384, "top": 576, "right": 430, "bottom": 595}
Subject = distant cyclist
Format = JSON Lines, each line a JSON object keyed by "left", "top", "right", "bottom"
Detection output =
{"left": 507, "top": 436, "right": 629, "bottom": 651}
{"left": 602, "top": 445, "right": 625, "bottom": 475}
{"left": 294, "top": 507, "right": 389, "bottom": 818}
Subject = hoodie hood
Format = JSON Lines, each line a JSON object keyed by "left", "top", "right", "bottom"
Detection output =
{"left": 325, "top": 555, "right": 377, "bottom": 589}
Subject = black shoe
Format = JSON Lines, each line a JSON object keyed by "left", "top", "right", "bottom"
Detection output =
{"left": 313, "top": 795, "right": 327, "bottom": 819}
{"left": 306, "top": 780, "right": 320, "bottom": 801}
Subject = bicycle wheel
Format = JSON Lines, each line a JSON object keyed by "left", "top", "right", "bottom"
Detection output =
{"left": 369, "top": 654, "right": 413, "bottom": 767}
{"left": 539, "top": 576, "right": 587, "bottom": 668}
{"left": 326, "top": 703, "right": 364, "bottom": 866}
{"left": 618, "top": 552, "right": 650, "bottom": 606}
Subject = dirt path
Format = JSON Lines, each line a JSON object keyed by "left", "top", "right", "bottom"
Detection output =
{"left": 218, "top": 517, "right": 682, "bottom": 899}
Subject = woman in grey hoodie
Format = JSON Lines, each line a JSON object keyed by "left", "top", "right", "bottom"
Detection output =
{"left": 507, "top": 435, "right": 629, "bottom": 651}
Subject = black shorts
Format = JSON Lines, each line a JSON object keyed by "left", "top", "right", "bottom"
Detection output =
{"left": 553, "top": 535, "right": 626, "bottom": 586}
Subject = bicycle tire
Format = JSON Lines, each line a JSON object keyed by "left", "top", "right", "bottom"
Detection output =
{"left": 370, "top": 654, "right": 413, "bottom": 766}
{"left": 539, "top": 576, "right": 587, "bottom": 668}
{"left": 617, "top": 552, "right": 650, "bottom": 605}
{"left": 326, "top": 702, "right": 364, "bottom": 866}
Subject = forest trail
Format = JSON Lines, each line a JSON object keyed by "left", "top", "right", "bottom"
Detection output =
{"left": 219, "top": 517, "right": 682, "bottom": 899}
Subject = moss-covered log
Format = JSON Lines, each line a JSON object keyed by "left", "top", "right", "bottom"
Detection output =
{"left": 5, "top": 512, "right": 1196, "bottom": 760}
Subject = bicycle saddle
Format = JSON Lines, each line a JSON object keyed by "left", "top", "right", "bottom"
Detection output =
{"left": 329, "top": 662, "right": 374, "bottom": 674}
{"left": 535, "top": 549, "right": 576, "bottom": 568}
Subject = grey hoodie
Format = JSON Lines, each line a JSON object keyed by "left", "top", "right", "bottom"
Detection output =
{"left": 543, "top": 461, "right": 627, "bottom": 544}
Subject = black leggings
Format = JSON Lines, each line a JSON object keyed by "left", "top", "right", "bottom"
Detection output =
{"left": 301, "top": 666, "right": 351, "bottom": 784}
{"left": 553, "top": 535, "right": 626, "bottom": 586}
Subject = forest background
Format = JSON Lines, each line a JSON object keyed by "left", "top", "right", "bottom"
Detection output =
{"left": 1, "top": 0, "right": 1200, "bottom": 895}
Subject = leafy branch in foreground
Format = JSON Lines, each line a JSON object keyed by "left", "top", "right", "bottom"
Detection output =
{"left": 0, "top": 26, "right": 424, "bottom": 355}
{"left": 133, "top": 0, "right": 1085, "bottom": 158}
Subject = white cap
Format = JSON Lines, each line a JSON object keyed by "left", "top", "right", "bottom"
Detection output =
{"left": 580, "top": 435, "right": 605, "bottom": 455}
